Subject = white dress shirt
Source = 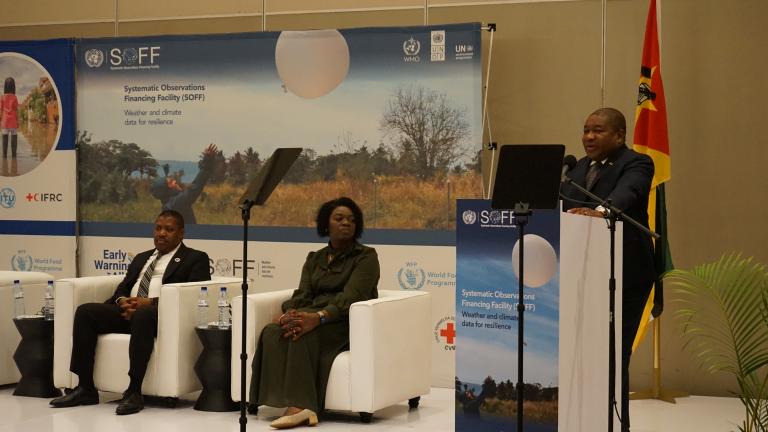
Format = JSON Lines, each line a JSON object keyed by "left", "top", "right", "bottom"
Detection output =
{"left": 128, "top": 243, "right": 181, "bottom": 298}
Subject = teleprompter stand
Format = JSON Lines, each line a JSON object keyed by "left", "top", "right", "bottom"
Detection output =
{"left": 236, "top": 147, "right": 302, "bottom": 432}
{"left": 491, "top": 144, "right": 565, "bottom": 432}
{"left": 561, "top": 172, "right": 659, "bottom": 432}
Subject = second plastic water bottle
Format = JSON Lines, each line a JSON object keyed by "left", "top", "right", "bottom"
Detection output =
{"left": 13, "top": 280, "right": 25, "bottom": 318}
{"left": 197, "top": 286, "right": 209, "bottom": 328}
{"left": 44, "top": 280, "right": 55, "bottom": 320}
{"left": 218, "top": 287, "right": 231, "bottom": 330}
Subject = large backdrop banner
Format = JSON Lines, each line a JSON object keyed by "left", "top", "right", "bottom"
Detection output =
{"left": 456, "top": 199, "right": 560, "bottom": 431}
{"left": 0, "top": 39, "right": 76, "bottom": 278}
{"left": 75, "top": 24, "right": 482, "bottom": 388}
{"left": 75, "top": 24, "right": 482, "bottom": 231}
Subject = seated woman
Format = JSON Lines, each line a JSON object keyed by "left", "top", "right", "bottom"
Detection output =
{"left": 249, "top": 196, "right": 380, "bottom": 429}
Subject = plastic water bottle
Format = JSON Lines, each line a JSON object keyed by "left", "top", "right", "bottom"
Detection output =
{"left": 44, "top": 280, "right": 55, "bottom": 320}
{"left": 13, "top": 280, "right": 25, "bottom": 318}
{"left": 217, "top": 287, "right": 231, "bottom": 330}
{"left": 196, "top": 286, "right": 209, "bottom": 328}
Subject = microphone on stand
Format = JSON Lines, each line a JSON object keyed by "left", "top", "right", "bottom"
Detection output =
{"left": 561, "top": 155, "right": 577, "bottom": 182}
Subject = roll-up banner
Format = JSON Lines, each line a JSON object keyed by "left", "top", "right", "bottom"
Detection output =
{"left": 456, "top": 199, "right": 560, "bottom": 431}
{"left": 0, "top": 39, "right": 77, "bottom": 278}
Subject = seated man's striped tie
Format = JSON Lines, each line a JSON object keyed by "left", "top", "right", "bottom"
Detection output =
{"left": 137, "top": 254, "right": 161, "bottom": 298}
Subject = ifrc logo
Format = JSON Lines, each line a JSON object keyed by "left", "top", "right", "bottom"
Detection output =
{"left": 434, "top": 316, "right": 456, "bottom": 350}
{"left": 26, "top": 192, "right": 63, "bottom": 202}
{"left": 440, "top": 322, "right": 456, "bottom": 344}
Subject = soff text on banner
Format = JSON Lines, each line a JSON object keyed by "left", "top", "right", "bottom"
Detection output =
{"left": 456, "top": 199, "right": 560, "bottom": 432}
{"left": 0, "top": 39, "right": 76, "bottom": 278}
{"left": 76, "top": 24, "right": 482, "bottom": 233}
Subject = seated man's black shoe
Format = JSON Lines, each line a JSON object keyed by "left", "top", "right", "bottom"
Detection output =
{"left": 50, "top": 386, "right": 99, "bottom": 407}
{"left": 115, "top": 391, "right": 144, "bottom": 415}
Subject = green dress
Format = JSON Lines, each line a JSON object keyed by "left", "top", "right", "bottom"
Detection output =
{"left": 249, "top": 242, "right": 380, "bottom": 413}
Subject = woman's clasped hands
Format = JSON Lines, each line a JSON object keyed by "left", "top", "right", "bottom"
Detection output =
{"left": 276, "top": 309, "right": 321, "bottom": 341}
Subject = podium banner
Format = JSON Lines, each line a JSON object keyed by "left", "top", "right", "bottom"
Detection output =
{"left": 0, "top": 39, "right": 77, "bottom": 278}
{"left": 456, "top": 199, "right": 560, "bottom": 431}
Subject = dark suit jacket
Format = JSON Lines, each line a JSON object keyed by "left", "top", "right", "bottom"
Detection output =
{"left": 105, "top": 243, "right": 211, "bottom": 304}
{"left": 561, "top": 145, "right": 657, "bottom": 298}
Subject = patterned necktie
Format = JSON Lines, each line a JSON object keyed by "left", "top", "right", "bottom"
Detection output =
{"left": 585, "top": 162, "right": 602, "bottom": 190}
{"left": 137, "top": 254, "right": 161, "bottom": 298}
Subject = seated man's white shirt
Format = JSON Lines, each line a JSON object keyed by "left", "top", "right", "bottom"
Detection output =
{"left": 129, "top": 243, "right": 181, "bottom": 298}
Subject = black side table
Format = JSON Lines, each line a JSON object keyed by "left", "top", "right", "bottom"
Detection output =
{"left": 194, "top": 326, "right": 238, "bottom": 411}
{"left": 13, "top": 317, "right": 62, "bottom": 398}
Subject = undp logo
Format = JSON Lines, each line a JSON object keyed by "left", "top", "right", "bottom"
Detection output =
{"left": 84, "top": 49, "right": 104, "bottom": 68}
{"left": 0, "top": 187, "right": 16, "bottom": 208}
{"left": 462, "top": 210, "right": 477, "bottom": 225}
{"left": 398, "top": 262, "right": 426, "bottom": 290}
{"left": 11, "top": 250, "right": 34, "bottom": 272}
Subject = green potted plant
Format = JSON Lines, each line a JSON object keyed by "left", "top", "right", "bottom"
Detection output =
{"left": 665, "top": 252, "right": 768, "bottom": 432}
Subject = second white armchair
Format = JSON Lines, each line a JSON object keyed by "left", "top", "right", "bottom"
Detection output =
{"left": 230, "top": 289, "right": 432, "bottom": 422}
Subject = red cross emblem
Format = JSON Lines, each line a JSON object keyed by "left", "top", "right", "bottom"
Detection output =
{"left": 440, "top": 322, "right": 456, "bottom": 345}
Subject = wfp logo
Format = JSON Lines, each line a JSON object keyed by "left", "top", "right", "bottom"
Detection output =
{"left": 0, "top": 188, "right": 16, "bottom": 208}
{"left": 398, "top": 261, "right": 426, "bottom": 290}
{"left": 84, "top": 49, "right": 104, "bottom": 68}
{"left": 462, "top": 210, "right": 477, "bottom": 225}
{"left": 11, "top": 250, "right": 33, "bottom": 271}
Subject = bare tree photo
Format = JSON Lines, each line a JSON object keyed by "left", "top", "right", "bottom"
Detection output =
{"left": 381, "top": 85, "right": 471, "bottom": 179}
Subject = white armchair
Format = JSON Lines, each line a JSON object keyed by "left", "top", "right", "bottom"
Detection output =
{"left": 53, "top": 275, "right": 242, "bottom": 399}
{"left": 0, "top": 271, "right": 54, "bottom": 385}
{"left": 231, "top": 289, "right": 432, "bottom": 422}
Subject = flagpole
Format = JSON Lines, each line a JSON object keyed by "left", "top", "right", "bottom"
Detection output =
{"left": 631, "top": 317, "right": 688, "bottom": 402}
{"left": 630, "top": 0, "right": 688, "bottom": 405}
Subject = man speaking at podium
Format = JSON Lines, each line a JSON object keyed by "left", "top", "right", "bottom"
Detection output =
{"left": 560, "top": 107, "right": 656, "bottom": 431}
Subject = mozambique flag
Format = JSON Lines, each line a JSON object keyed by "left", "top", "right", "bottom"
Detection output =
{"left": 632, "top": 0, "right": 673, "bottom": 352}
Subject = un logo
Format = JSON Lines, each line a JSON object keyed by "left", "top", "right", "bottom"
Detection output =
{"left": 398, "top": 265, "right": 426, "bottom": 290}
{"left": 11, "top": 252, "right": 33, "bottom": 271}
{"left": 462, "top": 210, "right": 477, "bottom": 225}
{"left": 84, "top": 49, "right": 104, "bottom": 68}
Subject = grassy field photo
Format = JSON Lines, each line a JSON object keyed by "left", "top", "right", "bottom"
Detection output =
{"left": 81, "top": 172, "right": 483, "bottom": 229}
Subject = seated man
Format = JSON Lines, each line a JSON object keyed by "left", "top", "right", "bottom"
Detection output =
{"left": 50, "top": 209, "right": 211, "bottom": 415}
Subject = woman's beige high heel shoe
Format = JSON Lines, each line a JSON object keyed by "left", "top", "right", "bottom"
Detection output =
{"left": 270, "top": 409, "right": 319, "bottom": 429}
